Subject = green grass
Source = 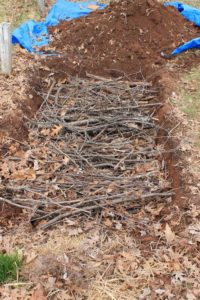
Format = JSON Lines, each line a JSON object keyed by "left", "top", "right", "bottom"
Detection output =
{"left": 177, "top": 1, "right": 200, "bottom": 149}
{"left": 168, "top": 67, "right": 200, "bottom": 150}
{"left": 179, "top": 68, "right": 200, "bottom": 119}
{"left": 162, "top": 0, "right": 200, "bottom": 150}
{"left": 0, "top": 252, "right": 23, "bottom": 284}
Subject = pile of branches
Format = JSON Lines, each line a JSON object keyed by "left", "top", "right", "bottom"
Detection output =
{"left": 1, "top": 77, "right": 172, "bottom": 229}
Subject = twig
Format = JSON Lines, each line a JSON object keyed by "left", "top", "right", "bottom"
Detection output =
{"left": 1, "top": 78, "right": 173, "bottom": 229}
{"left": 41, "top": 191, "right": 174, "bottom": 229}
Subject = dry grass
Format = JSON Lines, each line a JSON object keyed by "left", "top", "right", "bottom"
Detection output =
{"left": 1, "top": 210, "right": 200, "bottom": 300}
{"left": 165, "top": 0, "right": 200, "bottom": 151}
{"left": 0, "top": 1, "right": 199, "bottom": 299}
{"left": 0, "top": 0, "right": 39, "bottom": 27}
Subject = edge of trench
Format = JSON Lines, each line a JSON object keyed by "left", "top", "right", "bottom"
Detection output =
{"left": 154, "top": 73, "right": 187, "bottom": 209}
{"left": 0, "top": 72, "right": 188, "bottom": 225}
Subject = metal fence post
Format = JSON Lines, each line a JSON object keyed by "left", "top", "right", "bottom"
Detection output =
{"left": 0, "top": 22, "right": 12, "bottom": 75}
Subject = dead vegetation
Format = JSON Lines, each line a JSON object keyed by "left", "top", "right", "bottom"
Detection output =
{"left": 1, "top": 78, "right": 173, "bottom": 229}
{"left": 0, "top": 0, "right": 200, "bottom": 299}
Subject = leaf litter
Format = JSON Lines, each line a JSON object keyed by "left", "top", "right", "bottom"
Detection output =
{"left": 1, "top": 78, "right": 172, "bottom": 228}
{"left": 0, "top": 76, "right": 200, "bottom": 299}
{"left": 0, "top": 0, "right": 200, "bottom": 299}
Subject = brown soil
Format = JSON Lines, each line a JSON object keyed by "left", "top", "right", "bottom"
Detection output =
{"left": 4, "top": 0, "right": 199, "bottom": 143}
{"left": 0, "top": 50, "right": 43, "bottom": 143}
{"left": 0, "top": 0, "right": 198, "bottom": 224}
{"left": 0, "top": 2, "right": 200, "bottom": 299}
{"left": 156, "top": 103, "right": 185, "bottom": 206}
{"left": 32, "top": 0, "right": 198, "bottom": 213}
{"left": 41, "top": 0, "right": 198, "bottom": 81}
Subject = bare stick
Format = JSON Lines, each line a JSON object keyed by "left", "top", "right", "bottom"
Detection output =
{"left": 0, "top": 197, "right": 44, "bottom": 212}
{"left": 1, "top": 78, "right": 174, "bottom": 230}
{"left": 41, "top": 191, "right": 174, "bottom": 229}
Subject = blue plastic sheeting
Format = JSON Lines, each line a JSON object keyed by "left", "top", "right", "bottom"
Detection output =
{"left": 46, "top": 0, "right": 105, "bottom": 26}
{"left": 164, "top": 2, "right": 200, "bottom": 26}
{"left": 171, "top": 37, "right": 200, "bottom": 55}
{"left": 12, "top": 0, "right": 106, "bottom": 52}
{"left": 164, "top": 2, "right": 200, "bottom": 56}
{"left": 12, "top": 21, "right": 49, "bottom": 52}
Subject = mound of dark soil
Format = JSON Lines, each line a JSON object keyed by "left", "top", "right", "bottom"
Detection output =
{"left": 42, "top": 0, "right": 198, "bottom": 80}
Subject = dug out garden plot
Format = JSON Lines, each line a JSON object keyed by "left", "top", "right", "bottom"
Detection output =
{"left": 0, "top": 0, "right": 200, "bottom": 297}
{"left": 0, "top": 78, "right": 173, "bottom": 229}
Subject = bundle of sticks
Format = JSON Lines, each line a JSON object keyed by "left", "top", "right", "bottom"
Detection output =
{"left": 1, "top": 77, "right": 172, "bottom": 229}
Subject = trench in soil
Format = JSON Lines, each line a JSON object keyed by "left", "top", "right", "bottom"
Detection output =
{"left": 1, "top": 2, "right": 200, "bottom": 298}
{"left": 0, "top": 72, "right": 186, "bottom": 227}
{"left": 0, "top": 0, "right": 197, "bottom": 222}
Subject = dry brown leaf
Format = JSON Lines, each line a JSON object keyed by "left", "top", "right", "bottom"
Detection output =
{"left": 67, "top": 227, "right": 83, "bottom": 236}
{"left": 186, "top": 292, "right": 196, "bottom": 300}
{"left": 51, "top": 125, "right": 63, "bottom": 136}
{"left": 107, "top": 182, "right": 116, "bottom": 193}
{"left": 128, "top": 122, "right": 139, "bottom": 129}
{"left": 11, "top": 168, "right": 36, "bottom": 181}
{"left": 40, "top": 128, "right": 51, "bottom": 136}
{"left": 104, "top": 218, "right": 113, "bottom": 227}
{"left": 165, "top": 224, "right": 176, "bottom": 244}
{"left": 121, "top": 251, "right": 136, "bottom": 261}
{"left": 135, "top": 162, "right": 155, "bottom": 174}
{"left": 188, "top": 223, "right": 200, "bottom": 236}
{"left": 139, "top": 287, "right": 151, "bottom": 299}
{"left": 26, "top": 251, "right": 38, "bottom": 264}
{"left": 145, "top": 204, "right": 164, "bottom": 216}
{"left": 46, "top": 276, "right": 57, "bottom": 289}
{"left": 115, "top": 222, "right": 122, "bottom": 230}
{"left": 190, "top": 205, "right": 200, "bottom": 218}
{"left": 33, "top": 160, "right": 40, "bottom": 171}
{"left": 31, "top": 286, "right": 47, "bottom": 300}
{"left": 63, "top": 156, "right": 70, "bottom": 165}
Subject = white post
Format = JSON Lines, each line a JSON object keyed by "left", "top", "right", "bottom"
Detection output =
{"left": 38, "top": 0, "right": 45, "bottom": 16}
{"left": 0, "top": 23, "right": 12, "bottom": 75}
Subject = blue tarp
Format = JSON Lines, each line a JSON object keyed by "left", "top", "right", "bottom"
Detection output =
{"left": 12, "top": 21, "right": 49, "bottom": 52}
{"left": 12, "top": 0, "right": 200, "bottom": 56}
{"left": 164, "top": 2, "right": 200, "bottom": 55}
{"left": 171, "top": 37, "right": 200, "bottom": 55}
{"left": 12, "top": 0, "right": 106, "bottom": 52}
{"left": 164, "top": 2, "right": 200, "bottom": 26}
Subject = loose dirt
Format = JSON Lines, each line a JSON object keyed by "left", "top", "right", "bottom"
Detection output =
{"left": 41, "top": 0, "right": 198, "bottom": 81}
{"left": 30, "top": 0, "right": 199, "bottom": 213}
{"left": 0, "top": 1, "right": 200, "bottom": 299}
{"left": 0, "top": 0, "right": 197, "bottom": 243}
{"left": 0, "top": 0, "right": 199, "bottom": 140}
